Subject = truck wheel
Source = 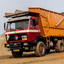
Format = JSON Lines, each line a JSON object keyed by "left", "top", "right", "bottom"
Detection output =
{"left": 35, "top": 41, "right": 46, "bottom": 57}
{"left": 63, "top": 44, "right": 64, "bottom": 52}
{"left": 12, "top": 51, "right": 23, "bottom": 58}
{"left": 63, "top": 41, "right": 64, "bottom": 52}
{"left": 55, "top": 40, "right": 64, "bottom": 52}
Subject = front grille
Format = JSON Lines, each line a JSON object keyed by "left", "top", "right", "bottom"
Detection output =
{"left": 8, "top": 34, "right": 26, "bottom": 41}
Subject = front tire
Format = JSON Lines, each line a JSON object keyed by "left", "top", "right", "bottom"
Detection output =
{"left": 35, "top": 41, "right": 46, "bottom": 57}
{"left": 12, "top": 50, "right": 23, "bottom": 58}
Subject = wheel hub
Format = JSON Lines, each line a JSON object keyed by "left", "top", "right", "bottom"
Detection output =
{"left": 40, "top": 46, "right": 43, "bottom": 53}
{"left": 60, "top": 43, "right": 63, "bottom": 50}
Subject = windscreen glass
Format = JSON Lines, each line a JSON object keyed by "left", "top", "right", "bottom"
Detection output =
{"left": 7, "top": 19, "right": 29, "bottom": 30}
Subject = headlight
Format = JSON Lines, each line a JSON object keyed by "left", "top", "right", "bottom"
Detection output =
{"left": 24, "top": 43, "right": 28, "bottom": 45}
{"left": 7, "top": 34, "right": 10, "bottom": 41}
{"left": 7, "top": 44, "right": 10, "bottom": 47}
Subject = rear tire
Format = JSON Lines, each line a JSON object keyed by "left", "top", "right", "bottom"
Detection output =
{"left": 35, "top": 41, "right": 46, "bottom": 57}
{"left": 55, "top": 40, "right": 64, "bottom": 52}
{"left": 12, "top": 50, "right": 23, "bottom": 58}
{"left": 63, "top": 41, "right": 64, "bottom": 52}
{"left": 63, "top": 44, "right": 64, "bottom": 52}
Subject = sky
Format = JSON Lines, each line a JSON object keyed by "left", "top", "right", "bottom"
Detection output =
{"left": 0, "top": 0, "right": 64, "bottom": 35}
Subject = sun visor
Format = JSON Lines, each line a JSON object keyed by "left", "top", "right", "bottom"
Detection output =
{"left": 7, "top": 16, "right": 31, "bottom": 22}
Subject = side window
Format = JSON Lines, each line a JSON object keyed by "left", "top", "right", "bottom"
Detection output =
{"left": 33, "top": 19, "right": 38, "bottom": 26}
{"left": 31, "top": 19, "right": 33, "bottom": 28}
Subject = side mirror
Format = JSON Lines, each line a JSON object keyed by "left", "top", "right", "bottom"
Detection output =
{"left": 4, "top": 23, "right": 6, "bottom": 30}
{"left": 35, "top": 19, "right": 38, "bottom": 25}
{"left": 35, "top": 21, "right": 38, "bottom": 25}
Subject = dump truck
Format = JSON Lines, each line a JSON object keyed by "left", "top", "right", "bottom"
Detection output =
{"left": 4, "top": 7, "right": 64, "bottom": 57}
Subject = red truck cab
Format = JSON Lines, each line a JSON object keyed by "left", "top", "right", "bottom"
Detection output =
{"left": 5, "top": 16, "right": 40, "bottom": 43}
{"left": 4, "top": 15, "right": 41, "bottom": 57}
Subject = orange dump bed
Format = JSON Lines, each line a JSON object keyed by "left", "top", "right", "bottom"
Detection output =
{"left": 29, "top": 8, "right": 64, "bottom": 37}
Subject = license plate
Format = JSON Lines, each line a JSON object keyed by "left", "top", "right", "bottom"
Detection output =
{"left": 13, "top": 49, "right": 19, "bottom": 52}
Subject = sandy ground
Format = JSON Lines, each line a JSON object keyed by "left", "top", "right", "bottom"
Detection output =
{"left": 0, "top": 50, "right": 64, "bottom": 64}
{"left": 0, "top": 33, "right": 64, "bottom": 64}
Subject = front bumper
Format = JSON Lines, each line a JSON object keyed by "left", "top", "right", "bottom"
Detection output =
{"left": 5, "top": 42, "right": 36, "bottom": 51}
{"left": 5, "top": 42, "right": 22, "bottom": 50}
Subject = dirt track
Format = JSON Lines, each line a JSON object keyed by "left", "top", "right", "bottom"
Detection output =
{"left": 0, "top": 33, "right": 64, "bottom": 64}
{"left": 0, "top": 51, "right": 64, "bottom": 64}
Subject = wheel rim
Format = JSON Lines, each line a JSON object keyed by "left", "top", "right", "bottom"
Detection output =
{"left": 40, "top": 46, "right": 44, "bottom": 53}
{"left": 60, "top": 43, "right": 63, "bottom": 50}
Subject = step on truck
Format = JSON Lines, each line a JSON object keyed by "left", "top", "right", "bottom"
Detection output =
{"left": 4, "top": 7, "right": 64, "bottom": 57}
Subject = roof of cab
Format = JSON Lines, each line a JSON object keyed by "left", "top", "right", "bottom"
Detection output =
{"left": 5, "top": 11, "right": 39, "bottom": 18}
{"left": 5, "top": 7, "right": 64, "bottom": 18}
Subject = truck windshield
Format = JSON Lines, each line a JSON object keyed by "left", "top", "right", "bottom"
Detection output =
{"left": 7, "top": 19, "right": 29, "bottom": 30}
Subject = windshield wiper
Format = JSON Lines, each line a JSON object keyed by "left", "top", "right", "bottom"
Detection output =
{"left": 16, "top": 27, "right": 24, "bottom": 30}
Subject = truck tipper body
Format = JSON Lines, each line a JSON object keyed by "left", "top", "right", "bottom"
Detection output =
{"left": 4, "top": 8, "right": 64, "bottom": 57}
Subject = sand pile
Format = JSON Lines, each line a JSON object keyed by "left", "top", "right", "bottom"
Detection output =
{"left": 0, "top": 33, "right": 11, "bottom": 56}
{"left": 0, "top": 33, "right": 5, "bottom": 43}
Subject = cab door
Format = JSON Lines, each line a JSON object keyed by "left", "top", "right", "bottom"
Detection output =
{"left": 30, "top": 18, "right": 40, "bottom": 41}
